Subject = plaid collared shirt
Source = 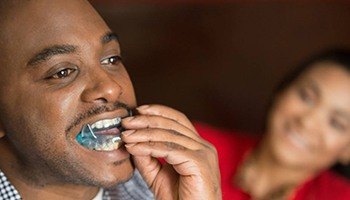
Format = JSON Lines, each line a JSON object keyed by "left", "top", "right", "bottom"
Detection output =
{"left": 0, "top": 170, "right": 154, "bottom": 200}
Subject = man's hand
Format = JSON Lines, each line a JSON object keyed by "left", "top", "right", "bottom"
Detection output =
{"left": 121, "top": 104, "right": 221, "bottom": 200}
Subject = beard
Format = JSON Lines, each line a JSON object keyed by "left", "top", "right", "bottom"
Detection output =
{"left": 3, "top": 102, "right": 134, "bottom": 188}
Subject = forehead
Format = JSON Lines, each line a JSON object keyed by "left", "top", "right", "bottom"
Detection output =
{"left": 0, "top": 0, "right": 110, "bottom": 65}
{"left": 298, "top": 62, "right": 350, "bottom": 107}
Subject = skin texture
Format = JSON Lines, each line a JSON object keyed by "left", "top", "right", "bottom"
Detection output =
{"left": 0, "top": 0, "right": 221, "bottom": 199}
{"left": 122, "top": 105, "right": 221, "bottom": 200}
{"left": 241, "top": 63, "right": 350, "bottom": 199}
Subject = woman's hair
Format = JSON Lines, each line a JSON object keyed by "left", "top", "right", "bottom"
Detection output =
{"left": 268, "top": 48, "right": 350, "bottom": 178}
{"left": 265, "top": 48, "right": 350, "bottom": 127}
{"left": 273, "top": 48, "right": 350, "bottom": 96}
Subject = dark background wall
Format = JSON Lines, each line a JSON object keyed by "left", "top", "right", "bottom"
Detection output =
{"left": 91, "top": 0, "right": 350, "bottom": 134}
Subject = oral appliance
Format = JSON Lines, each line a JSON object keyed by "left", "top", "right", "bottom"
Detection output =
{"left": 76, "top": 110, "right": 132, "bottom": 151}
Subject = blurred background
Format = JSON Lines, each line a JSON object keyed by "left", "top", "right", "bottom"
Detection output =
{"left": 90, "top": 0, "right": 350, "bottom": 177}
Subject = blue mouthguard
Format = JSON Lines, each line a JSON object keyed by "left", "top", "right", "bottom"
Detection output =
{"left": 76, "top": 124, "right": 123, "bottom": 151}
{"left": 76, "top": 109, "right": 132, "bottom": 151}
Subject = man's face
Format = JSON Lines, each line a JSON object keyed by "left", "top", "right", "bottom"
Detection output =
{"left": 0, "top": 0, "right": 136, "bottom": 186}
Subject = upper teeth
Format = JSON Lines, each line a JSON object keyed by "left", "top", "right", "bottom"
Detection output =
{"left": 289, "top": 130, "right": 307, "bottom": 150}
{"left": 90, "top": 118, "right": 121, "bottom": 129}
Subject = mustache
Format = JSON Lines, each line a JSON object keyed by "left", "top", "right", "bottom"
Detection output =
{"left": 65, "top": 102, "right": 133, "bottom": 134}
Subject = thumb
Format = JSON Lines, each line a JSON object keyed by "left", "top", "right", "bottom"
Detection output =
{"left": 133, "top": 155, "right": 179, "bottom": 199}
{"left": 132, "top": 155, "right": 161, "bottom": 186}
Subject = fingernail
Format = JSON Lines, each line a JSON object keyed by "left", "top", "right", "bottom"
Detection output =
{"left": 123, "top": 116, "right": 135, "bottom": 122}
{"left": 137, "top": 105, "right": 150, "bottom": 110}
{"left": 122, "top": 130, "right": 136, "bottom": 136}
{"left": 125, "top": 143, "right": 136, "bottom": 148}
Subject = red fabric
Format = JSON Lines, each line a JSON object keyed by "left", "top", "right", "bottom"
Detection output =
{"left": 194, "top": 122, "right": 350, "bottom": 200}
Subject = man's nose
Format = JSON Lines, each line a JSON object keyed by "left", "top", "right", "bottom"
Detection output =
{"left": 80, "top": 68, "right": 122, "bottom": 104}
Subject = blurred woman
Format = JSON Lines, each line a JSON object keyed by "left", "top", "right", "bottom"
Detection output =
{"left": 196, "top": 49, "right": 350, "bottom": 200}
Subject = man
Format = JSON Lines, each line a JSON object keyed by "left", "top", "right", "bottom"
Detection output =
{"left": 0, "top": 0, "right": 221, "bottom": 199}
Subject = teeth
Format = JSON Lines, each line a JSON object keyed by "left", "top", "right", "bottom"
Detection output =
{"left": 78, "top": 134, "right": 122, "bottom": 151}
{"left": 93, "top": 137, "right": 122, "bottom": 151}
{"left": 114, "top": 118, "right": 121, "bottom": 124}
{"left": 288, "top": 130, "right": 307, "bottom": 150}
{"left": 103, "top": 120, "right": 111, "bottom": 128}
{"left": 91, "top": 117, "right": 121, "bottom": 129}
{"left": 77, "top": 121, "right": 123, "bottom": 151}
{"left": 96, "top": 121, "right": 103, "bottom": 129}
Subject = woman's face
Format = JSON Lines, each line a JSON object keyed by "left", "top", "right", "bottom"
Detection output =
{"left": 266, "top": 62, "right": 350, "bottom": 172}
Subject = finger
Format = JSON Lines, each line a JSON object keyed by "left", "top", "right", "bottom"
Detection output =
{"left": 131, "top": 155, "right": 161, "bottom": 186}
{"left": 132, "top": 155, "right": 178, "bottom": 199}
{"left": 125, "top": 141, "right": 211, "bottom": 176}
{"left": 121, "top": 128, "right": 204, "bottom": 150}
{"left": 122, "top": 114, "right": 201, "bottom": 142}
{"left": 136, "top": 104, "right": 197, "bottom": 133}
{"left": 127, "top": 141, "right": 221, "bottom": 199}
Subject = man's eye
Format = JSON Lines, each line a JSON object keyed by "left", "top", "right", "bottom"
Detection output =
{"left": 101, "top": 56, "right": 122, "bottom": 65}
{"left": 51, "top": 68, "right": 76, "bottom": 79}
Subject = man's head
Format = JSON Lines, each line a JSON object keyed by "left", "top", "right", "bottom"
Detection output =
{"left": 0, "top": 0, "right": 137, "bottom": 187}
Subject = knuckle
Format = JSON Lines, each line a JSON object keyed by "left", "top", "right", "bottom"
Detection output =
{"left": 164, "top": 141, "right": 185, "bottom": 151}
{"left": 143, "top": 127, "right": 153, "bottom": 134}
{"left": 199, "top": 144, "right": 218, "bottom": 159}
{"left": 209, "top": 144, "right": 218, "bottom": 154}
{"left": 176, "top": 111, "right": 187, "bottom": 121}
{"left": 168, "top": 129, "right": 182, "bottom": 136}
{"left": 204, "top": 141, "right": 217, "bottom": 153}
{"left": 147, "top": 140, "right": 156, "bottom": 146}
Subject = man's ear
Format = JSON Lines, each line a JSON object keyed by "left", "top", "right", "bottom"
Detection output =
{"left": 338, "top": 145, "right": 350, "bottom": 165}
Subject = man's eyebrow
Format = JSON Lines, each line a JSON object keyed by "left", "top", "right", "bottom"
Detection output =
{"left": 27, "top": 44, "right": 77, "bottom": 66}
{"left": 27, "top": 33, "right": 118, "bottom": 66}
{"left": 102, "top": 32, "right": 119, "bottom": 44}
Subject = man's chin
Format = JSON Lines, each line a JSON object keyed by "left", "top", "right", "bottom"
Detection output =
{"left": 95, "top": 160, "right": 135, "bottom": 188}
